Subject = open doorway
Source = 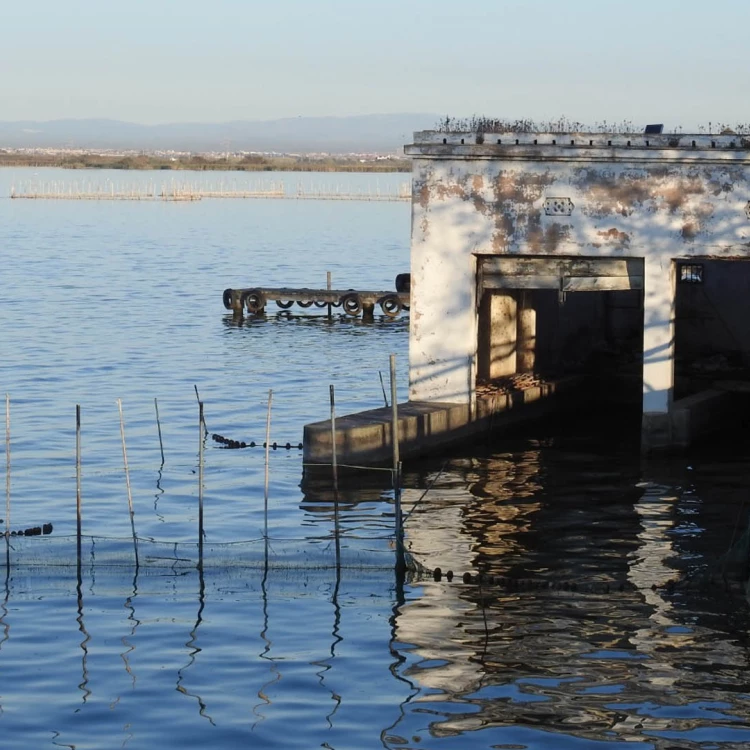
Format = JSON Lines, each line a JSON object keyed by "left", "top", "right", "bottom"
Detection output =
{"left": 476, "top": 256, "right": 644, "bottom": 405}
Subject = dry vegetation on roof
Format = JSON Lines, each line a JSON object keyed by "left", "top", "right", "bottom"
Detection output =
{"left": 435, "top": 116, "right": 750, "bottom": 135}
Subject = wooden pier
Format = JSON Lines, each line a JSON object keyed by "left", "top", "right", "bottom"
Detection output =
{"left": 223, "top": 286, "right": 410, "bottom": 320}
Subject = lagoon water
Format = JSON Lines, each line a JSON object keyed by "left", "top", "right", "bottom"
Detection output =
{"left": 1, "top": 168, "right": 750, "bottom": 749}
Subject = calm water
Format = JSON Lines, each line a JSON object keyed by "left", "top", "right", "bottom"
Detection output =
{"left": 1, "top": 168, "right": 750, "bottom": 749}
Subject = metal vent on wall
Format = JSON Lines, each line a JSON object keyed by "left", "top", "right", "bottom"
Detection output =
{"left": 544, "top": 197, "right": 574, "bottom": 216}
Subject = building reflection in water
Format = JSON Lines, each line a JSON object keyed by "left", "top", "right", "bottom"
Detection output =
{"left": 388, "top": 437, "right": 750, "bottom": 747}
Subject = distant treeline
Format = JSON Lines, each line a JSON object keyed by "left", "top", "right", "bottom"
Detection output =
{"left": 0, "top": 152, "right": 412, "bottom": 173}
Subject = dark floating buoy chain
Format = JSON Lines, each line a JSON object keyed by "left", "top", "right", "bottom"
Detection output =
{"left": 5, "top": 522, "right": 54, "bottom": 537}
{"left": 430, "top": 567, "right": 632, "bottom": 594}
{"left": 211, "top": 433, "right": 302, "bottom": 451}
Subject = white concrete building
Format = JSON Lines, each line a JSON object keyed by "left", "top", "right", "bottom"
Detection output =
{"left": 404, "top": 130, "right": 750, "bottom": 450}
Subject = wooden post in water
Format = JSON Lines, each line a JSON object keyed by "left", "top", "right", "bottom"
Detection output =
{"left": 327, "top": 271, "right": 332, "bottom": 320}
{"left": 76, "top": 405, "right": 82, "bottom": 567}
{"left": 198, "top": 401, "right": 204, "bottom": 570}
{"left": 264, "top": 390, "right": 273, "bottom": 541}
{"left": 154, "top": 397, "right": 165, "bottom": 465}
{"left": 117, "top": 400, "right": 139, "bottom": 567}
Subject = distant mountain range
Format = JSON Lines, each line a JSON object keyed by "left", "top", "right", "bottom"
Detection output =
{"left": 0, "top": 114, "right": 441, "bottom": 154}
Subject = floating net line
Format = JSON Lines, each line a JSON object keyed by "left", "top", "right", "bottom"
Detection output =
{"left": 0, "top": 533, "right": 421, "bottom": 574}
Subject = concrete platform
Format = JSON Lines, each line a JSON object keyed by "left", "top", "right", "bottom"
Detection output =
{"left": 671, "top": 384, "right": 750, "bottom": 449}
{"left": 303, "top": 377, "right": 580, "bottom": 468}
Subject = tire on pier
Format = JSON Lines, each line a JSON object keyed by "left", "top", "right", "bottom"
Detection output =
{"left": 276, "top": 299, "right": 294, "bottom": 309}
{"left": 379, "top": 294, "right": 402, "bottom": 318}
{"left": 341, "top": 293, "right": 362, "bottom": 316}
{"left": 395, "top": 273, "right": 411, "bottom": 293}
{"left": 223, "top": 288, "right": 234, "bottom": 310}
{"left": 314, "top": 300, "right": 329, "bottom": 308}
{"left": 243, "top": 289, "right": 267, "bottom": 314}
{"left": 297, "top": 300, "right": 314, "bottom": 308}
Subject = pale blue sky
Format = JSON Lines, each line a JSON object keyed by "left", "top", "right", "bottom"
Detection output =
{"left": 4, "top": 0, "right": 748, "bottom": 128}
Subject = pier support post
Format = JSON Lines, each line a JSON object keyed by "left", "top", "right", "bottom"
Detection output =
{"left": 363, "top": 302, "right": 375, "bottom": 322}
{"left": 479, "top": 291, "right": 517, "bottom": 380}
{"left": 231, "top": 292, "right": 244, "bottom": 320}
{"left": 641, "top": 259, "right": 676, "bottom": 452}
{"left": 517, "top": 291, "right": 536, "bottom": 373}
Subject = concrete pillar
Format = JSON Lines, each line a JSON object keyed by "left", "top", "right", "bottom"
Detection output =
{"left": 517, "top": 291, "right": 536, "bottom": 373}
{"left": 485, "top": 292, "right": 518, "bottom": 379}
{"left": 641, "top": 259, "right": 676, "bottom": 451}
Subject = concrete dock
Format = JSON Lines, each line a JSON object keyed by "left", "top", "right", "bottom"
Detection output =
{"left": 303, "top": 377, "right": 580, "bottom": 468}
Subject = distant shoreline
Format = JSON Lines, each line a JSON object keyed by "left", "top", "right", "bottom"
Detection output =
{"left": 0, "top": 152, "right": 411, "bottom": 173}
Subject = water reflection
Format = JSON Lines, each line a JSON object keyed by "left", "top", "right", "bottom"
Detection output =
{"left": 387, "top": 424, "right": 750, "bottom": 748}
{"left": 176, "top": 568, "right": 214, "bottom": 725}
{"left": 1, "top": 421, "right": 749, "bottom": 748}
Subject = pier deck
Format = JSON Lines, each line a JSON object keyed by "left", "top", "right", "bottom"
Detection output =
{"left": 223, "top": 286, "right": 410, "bottom": 319}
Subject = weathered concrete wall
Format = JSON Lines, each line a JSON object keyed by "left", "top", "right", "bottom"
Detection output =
{"left": 405, "top": 132, "right": 750, "bottom": 445}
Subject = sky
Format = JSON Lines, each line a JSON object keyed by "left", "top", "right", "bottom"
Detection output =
{"left": 3, "top": 0, "right": 749, "bottom": 130}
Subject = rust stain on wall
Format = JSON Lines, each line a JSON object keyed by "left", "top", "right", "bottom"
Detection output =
{"left": 596, "top": 228, "right": 631, "bottom": 247}
{"left": 434, "top": 182, "right": 467, "bottom": 201}
{"left": 681, "top": 222, "right": 699, "bottom": 240}
{"left": 660, "top": 177, "right": 706, "bottom": 213}
{"left": 572, "top": 168, "right": 652, "bottom": 217}
{"left": 493, "top": 170, "right": 554, "bottom": 204}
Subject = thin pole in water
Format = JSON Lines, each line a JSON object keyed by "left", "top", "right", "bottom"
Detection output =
{"left": 5, "top": 394, "right": 10, "bottom": 540}
{"left": 194, "top": 385, "right": 207, "bottom": 436}
{"left": 327, "top": 271, "right": 332, "bottom": 320}
{"left": 76, "top": 404, "right": 82, "bottom": 567}
{"left": 389, "top": 355, "right": 405, "bottom": 573}
{"left": 329, "top": 385, "right": 341, "bottom": 570}
{"left": 379, "top": 371, "right": 389, "bottom": 408}
{"left": 117, "top": 399, "right": 139, "bottom": 568}
{"left": 198, "top": 401, "right": 204, "bottom": 570}
{"left": 154, "top": 397, "right": 165, "bottom": 465}
{"left": 329, "top": 385, "right": 338, "bottom": 493}
{"left": 264, "top": 390, "right": 273, "bottom": 541}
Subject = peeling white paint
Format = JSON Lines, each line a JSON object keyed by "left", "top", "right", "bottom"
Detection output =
{"left": 406, "top": 131, "right": 750, "bottom": 443}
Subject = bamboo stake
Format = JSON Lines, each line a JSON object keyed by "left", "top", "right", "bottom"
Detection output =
{"left": 76, "top": 405, "right": 82, "bottom": 566}
{"left": 264, "top": 390, "right": 273, "bottom": 541}
{"left": 329, "top": 385, "right": 338, "bottom": 493}
{"left": 117, "top": 399, "right": 139, "bottom": 567}
{"left": 390, "top": 355, "right": 405, "bottom": 573}
{"left": 194, "top": 385, "right": 208, "bottom": 436}
{"left": 154, "top": 397, "right": 165, "bottom": 464}
{"left": 389, "top": 355, "right": 401, "bottom": 496}
{"left": 198, "top": 401, "right": 204, "bottom": 571}
{"left": 379, "top": 371, "right": 389, "bottom": 407}
{"left": 5, "top": 394, "right": 10, "bottom": 540}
